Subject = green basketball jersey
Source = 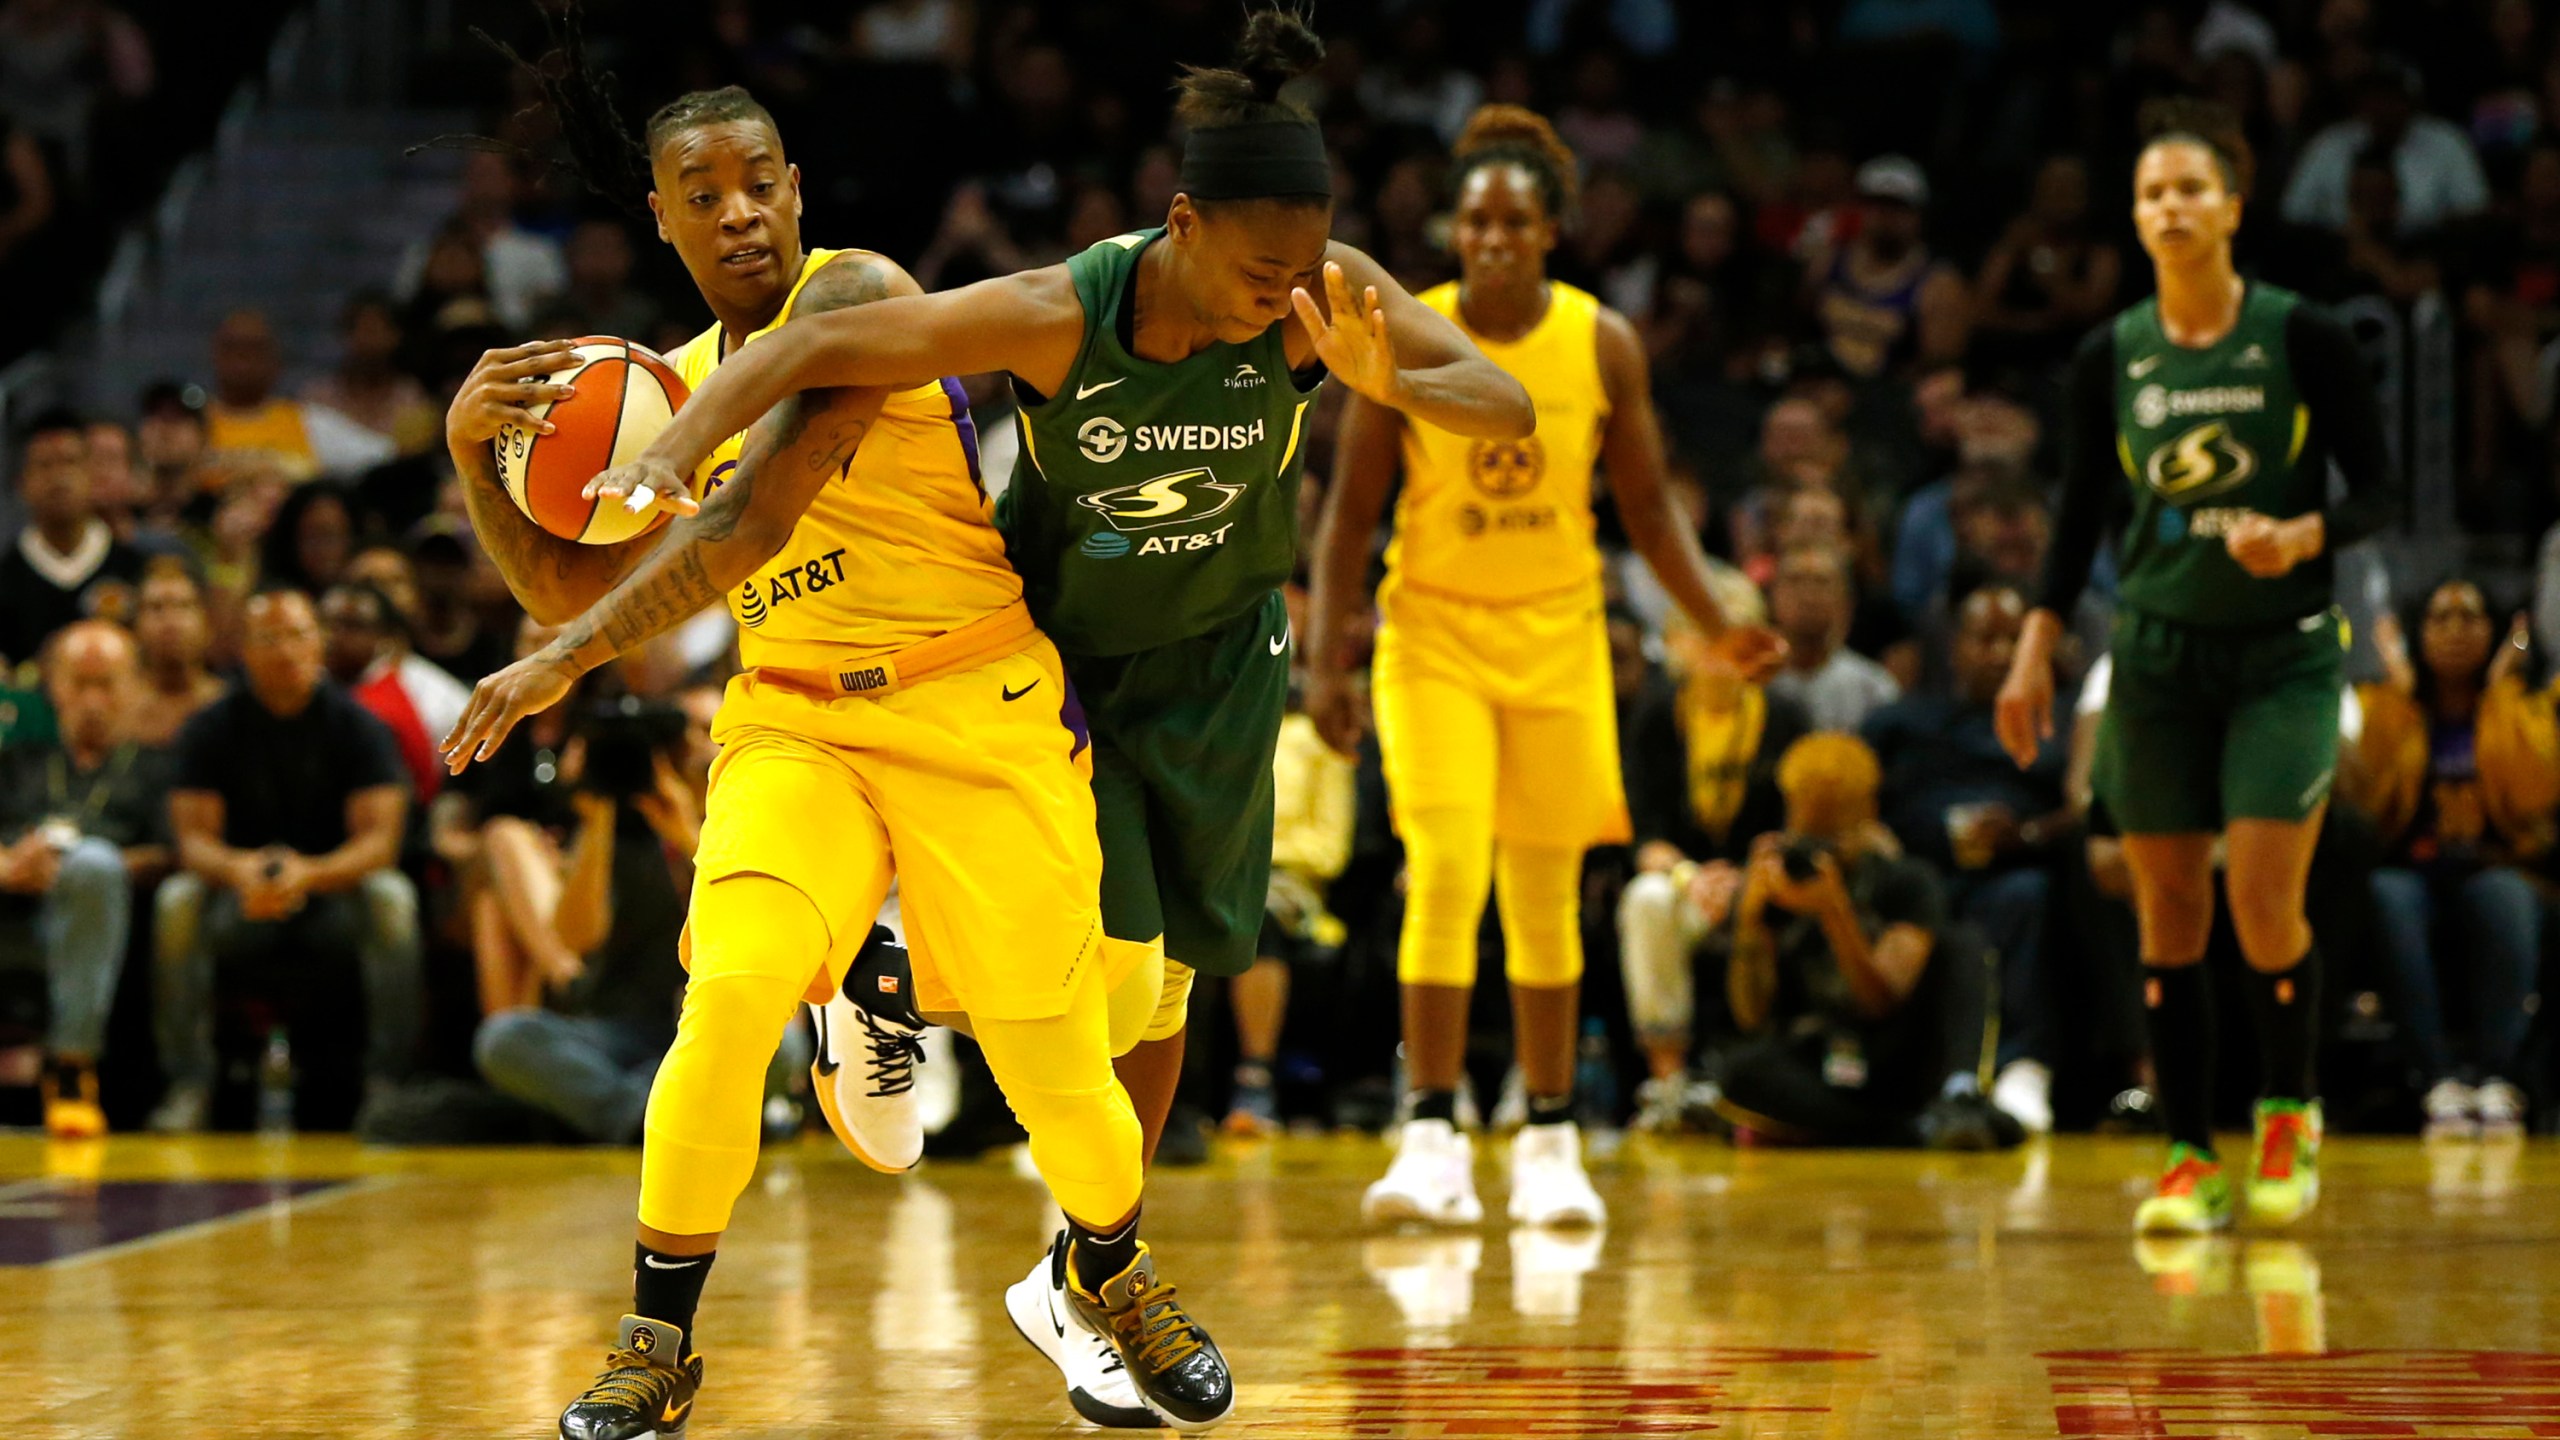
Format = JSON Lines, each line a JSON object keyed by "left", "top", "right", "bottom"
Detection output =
{"left": 998, "top": 229, "right": 1325, "bottom": 657}
{"left": 2109, "top": 284, "right": 2323, "bottom": 627}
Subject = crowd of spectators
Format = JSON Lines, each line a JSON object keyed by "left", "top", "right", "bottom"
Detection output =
{"left": 4, "top": 0, "right": 2560, "bottom": 1151}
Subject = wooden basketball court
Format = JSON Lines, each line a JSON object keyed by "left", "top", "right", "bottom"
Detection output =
{"left": 8, "top": 1131, "right": 2557, "bottom": 1436}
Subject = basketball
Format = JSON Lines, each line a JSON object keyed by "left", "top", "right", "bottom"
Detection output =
{"left": 494, "top": 336, "right": 692, "bottom": 545}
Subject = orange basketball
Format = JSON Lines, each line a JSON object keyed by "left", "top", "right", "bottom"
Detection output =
{"left": 494, "top": 336, "right": 692, "bottom": 544}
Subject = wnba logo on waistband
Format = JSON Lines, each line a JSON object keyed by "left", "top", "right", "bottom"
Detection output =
{"left": 837, "top": 666, "right": 889, "bottom": 693}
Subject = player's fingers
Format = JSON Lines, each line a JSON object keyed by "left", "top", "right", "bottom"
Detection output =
{"left": 1324, "top": 261, "right": 1355, "bottom": 314}
{"left": 503, "top": 380, "right": 577, "bottom": 403}
{"left": 1290, "top": 286, "right": 1326, "bottom": 334}
{"left": 583, "top": 466, "right": 641, "bottom": 500}
{"left": 482, "top": 404, "right": 555, "bottom": 436}
{"left": 504, "top": 337, "right": 579, "bottom": 360}
{"left": 493, "top": 350, "right": 576, "bottom": 380}
{"left": 622, "top": 482, "right": 700, "bottom": 517}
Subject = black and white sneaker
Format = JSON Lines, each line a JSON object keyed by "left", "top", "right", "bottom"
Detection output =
{"left": 811, "top": 926, "right": 928, "bottom": 1173}
{"left": 1005, "top": 1231, "right": 1161, "bottom": 1429}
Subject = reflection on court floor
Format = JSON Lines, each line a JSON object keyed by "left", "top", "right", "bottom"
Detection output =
{"left": 4, "top": 1132, "right": 2553, "bottom": 1437}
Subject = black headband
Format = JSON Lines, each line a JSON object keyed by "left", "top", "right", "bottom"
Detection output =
{"left": 1179, "top": 120, "right": 1332, "bottom": 201}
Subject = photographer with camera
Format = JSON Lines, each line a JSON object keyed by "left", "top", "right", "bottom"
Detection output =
{"left": 154, "top": 587, "right": 421, "bottom": 1132}
{"left": 0, "top": 621, "right": 172, "bottom": 1138}
{"left": 470, "top": 694, "right": 699, "bottom": 1145}
{"left": 1709, "top": 732, "right": 2021, "bottom": 1150}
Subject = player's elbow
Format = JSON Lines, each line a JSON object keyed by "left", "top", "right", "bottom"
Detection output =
{"left": 1483, "top": 372, "right": 1536, "bottom": 439}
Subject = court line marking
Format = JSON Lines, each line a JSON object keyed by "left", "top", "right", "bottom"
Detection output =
{"left": 29, "top": 1174, "right": 393, "bottom": 1271}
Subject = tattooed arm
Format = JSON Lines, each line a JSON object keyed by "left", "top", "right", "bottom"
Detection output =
{"left": 447, "top": 339, "right": 660, "bottom": 624}
{"left": 439, "top": 254, "right": 915, "bottom": 769}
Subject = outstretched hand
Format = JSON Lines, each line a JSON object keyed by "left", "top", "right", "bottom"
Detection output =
{"left": 441, "top": 649, "right": 581, "bottom": 775}
{"left": 1290, "top": 261, "right": 1399, "bottom": 406}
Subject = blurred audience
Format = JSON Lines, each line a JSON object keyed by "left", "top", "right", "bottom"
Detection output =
{"left": 1863, "top": 586, "right": 2071, "bottom": 1133}
{"left": 2, "top": 408, "right": 145, "bottom": 674}
{"left": 1709, "top": 733, "right": 2019, "bottom": 1150}
{"left": 0, "top": 621, "right": 167, "bottom": 1137}
{"left": 2346, "top": 582, "right": 2551, "bottom": 1141}
{"left": 153, "top": 588, "right": 419, "bottom": 1131}
{"left": 204, "top": 310, "right": 396, "bottom": 481}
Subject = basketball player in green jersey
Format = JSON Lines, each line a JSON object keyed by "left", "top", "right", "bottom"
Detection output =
{"left": 1996, "top": 100, "right": 2396, "bottom": 1236}
{"left": 584, "top": 10, "right": 1530, "bottom": 1425}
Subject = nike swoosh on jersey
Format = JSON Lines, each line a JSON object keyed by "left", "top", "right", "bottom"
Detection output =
{"left": 1269, "top": 630, "right": 1289, "bottom": 655}
{"left": 1075, "top": 377, "right": 1126, "bottom": 400}
{"left": 2128, "top": 355, "right": 2163, "bottom": 377}
{"left": 1003, "top": 680, "right": 1041, "bottom": 701}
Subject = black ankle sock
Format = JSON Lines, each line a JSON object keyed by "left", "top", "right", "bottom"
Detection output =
{"left": 1524, "top": 1092, "right": 1574, "bottom": 1126}
{"left": 846, "top": 925, "right": 924, "bottom": 1029}
{"left": 2142, "top": 964, "right": 2216, "bottom": 1156}
{"left": 1409, "top": 1089, "right": 1459, "bottom": 1124}
{"left": 632, "top": 1243, "right": 714, "bottom": 1350}
{"left": 2241, "top": 944, "right": 2321, "bottom": 1102}
{"left": 1068, "top": 1212, "right": 1140, "bottom": 1293}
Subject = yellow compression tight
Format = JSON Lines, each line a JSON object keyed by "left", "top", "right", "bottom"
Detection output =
{"left": 1144, "top": 959, "right": 1195, "bottom": 1043}
{"left": 1100, "top": 935, "right": 1167, "bottom": 1057}
{"left": 976, "top": 957, "right": 1146, "bottom": 1229}
{"left": 1395, "top": 808, "right": 1586, "bottom": 990}
{"left": 639, "top": 873, "right": 826, "bottom": 1237}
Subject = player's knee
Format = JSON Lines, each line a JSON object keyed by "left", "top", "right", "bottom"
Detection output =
{"left": 1103, "top": 939, "right": 1165, "bottom": 1056}
{"left": 670, "top": 969, "right": 805, "bottom": 1067}
{"left": 1399, "top": 811, "right": 1493, "bottom": 987}
{"left": 991, "top": 1064, "right": 1144, "bottom": 1225}
{"left": 1142, "top": 960, "right": 1193, "bottom": 1044}
{"left": 2227, "top": 898, "right": 2311, "bottom": 972}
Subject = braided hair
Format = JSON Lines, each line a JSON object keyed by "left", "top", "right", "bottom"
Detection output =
{"left": 1451, "top": 104, "right": 1578, "bottom": 223}
{"left": 410, "top": 1, "right": 778, "bottom": 221}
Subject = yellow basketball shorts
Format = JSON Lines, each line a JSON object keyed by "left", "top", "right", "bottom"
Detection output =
{"left": 1372, "top": 580, "right": 1630, "bottom": 847}
{"left": 689, "top": 636, "right": 1107, "bottom": 1023}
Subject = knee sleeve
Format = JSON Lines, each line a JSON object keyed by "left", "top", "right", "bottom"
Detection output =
{"left": 974, "top": 968, "right": 1144, "bottom": 1228}
{"left": 1616, "top": 869, "right": 1693, "bottom": 1038}
{"left": 1397, "top": 808, "right": 1494, "bottom": 988}
{"left": 1102, "top": 936, "right": 1165, "bottom": 1056}
{"left": 638, "top": 875, "right": 826, "bottom": 1237}
{"left": 1143, "top": 960, "right": 1194, "bottom": 1044}
{"left": 1496, "top": 842, "right": 1583, "bottom": 988}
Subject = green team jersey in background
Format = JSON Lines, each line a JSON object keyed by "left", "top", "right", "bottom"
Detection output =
{"left": 2040, "top": 282, "right": 2397, "bottom": 630}
{"left": 998, "top": 229, "right": 1326, "bottom": 656}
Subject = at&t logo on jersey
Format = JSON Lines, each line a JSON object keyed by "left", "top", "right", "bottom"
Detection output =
{"left": 1075, "top": 415, "right": 1267, "bottom": 464}
{"left": 734, "top": 547, "right": 849, "bottom": 628}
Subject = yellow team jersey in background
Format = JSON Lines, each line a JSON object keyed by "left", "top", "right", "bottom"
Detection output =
{"left": 1384, "top": 280, "right": 1611, "bottom": 606}
{"left": 667, "top": 248, "right": 1020, "bottom": 667}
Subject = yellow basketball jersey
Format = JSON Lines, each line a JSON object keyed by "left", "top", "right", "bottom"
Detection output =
{"left": 667, "top": 248, "right": 1020, "bottom": 667}
{"left": 1384, "top": 281, "right": 1611, "bottom": 605}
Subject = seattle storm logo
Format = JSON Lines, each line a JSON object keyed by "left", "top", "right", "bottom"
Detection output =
{"left": 2144, "top": 421, "right": 2258, "bottom": 501}
{"left": 1078, "top": 468, "right": 1245, "bottom": 532}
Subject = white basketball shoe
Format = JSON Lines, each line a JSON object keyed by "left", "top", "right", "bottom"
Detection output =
{"left": 1362, "top": 1118, "right": 1484, "bottom": 1226}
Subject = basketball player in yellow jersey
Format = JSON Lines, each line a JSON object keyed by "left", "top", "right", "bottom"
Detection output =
{"left": 438, "top": 69, "right": 1232, "bottom": 1436}
{"left": 1309, "top": 106, "right": 1783, "bottom": 1229}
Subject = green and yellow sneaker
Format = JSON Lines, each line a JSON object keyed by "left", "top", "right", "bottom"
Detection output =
{"left": 2248, "top": 1099, "right": 2323, "bottom": 1225}
{"left": 2134, "top": 1143, "right": 2235, "bottom": 1234}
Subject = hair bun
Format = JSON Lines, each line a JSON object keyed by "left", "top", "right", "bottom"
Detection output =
{"left": 1234, "top": 7, "right": 1324, "bottom": 102}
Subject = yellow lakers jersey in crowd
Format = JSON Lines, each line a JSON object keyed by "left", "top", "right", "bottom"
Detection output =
{"left": 666, "top": 247, "right": 1020, "bottom": 666}
{"left": 1384, "top": 280, "right": 1611, "bottom": 605}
